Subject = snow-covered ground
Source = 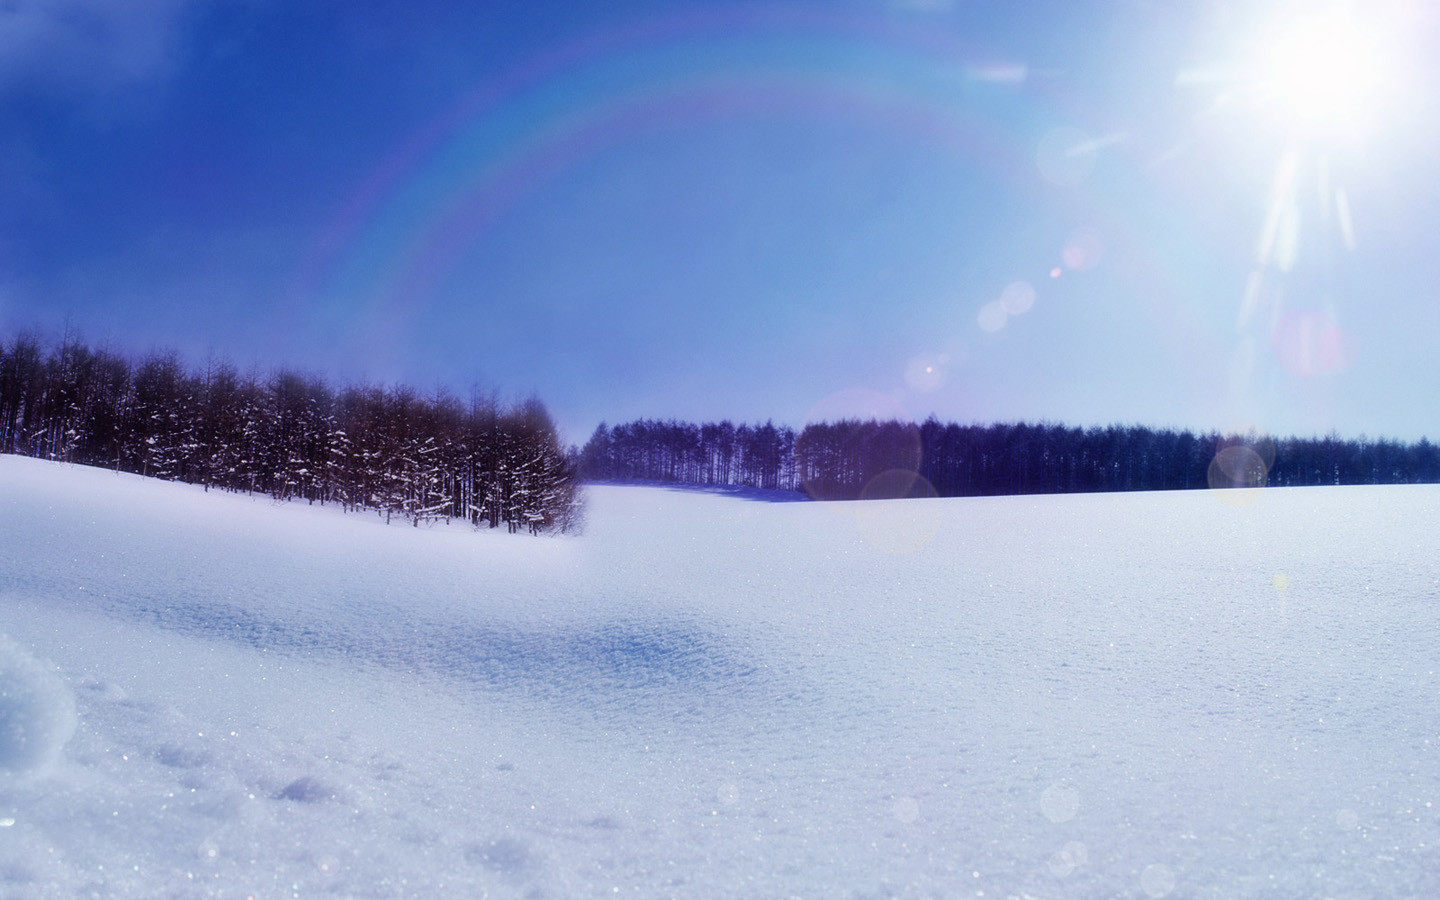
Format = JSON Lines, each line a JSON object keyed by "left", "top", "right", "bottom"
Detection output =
{"left": 2, "top": 454, "right": 1439, "bottom": 899}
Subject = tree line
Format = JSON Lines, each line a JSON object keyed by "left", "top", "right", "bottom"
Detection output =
{"left": 581, "top": 416, "right": 1440, "bottom": 499}
{"left": 580, "top": 419, "right": 798, "bottom": 491}
{"left": 0, "top": 332, "right": 583, "bottom": 533}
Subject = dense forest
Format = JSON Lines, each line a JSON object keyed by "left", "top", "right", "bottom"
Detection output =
{"left": 0, "top": 332, "right": 583, "bottom": 533}
{"left": 581, "top": 417, "right": 1440, "bottom": 499}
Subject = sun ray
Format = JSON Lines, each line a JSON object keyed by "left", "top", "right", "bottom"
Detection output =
{"left": 1335, "top": 188, "right": 1356, "bottom": 251}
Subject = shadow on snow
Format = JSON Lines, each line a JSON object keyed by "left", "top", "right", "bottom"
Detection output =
{"left": 113, "top": 596, "right": 764, "bottom": 706}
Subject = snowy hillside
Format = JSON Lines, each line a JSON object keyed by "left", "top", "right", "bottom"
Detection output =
{"left": 2, "top": 454, "right": 1439, "bottom": 899}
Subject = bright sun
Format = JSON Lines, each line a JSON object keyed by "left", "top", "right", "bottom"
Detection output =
{"left": 1252, "top": 11, "right": 1389, "bottom": 138}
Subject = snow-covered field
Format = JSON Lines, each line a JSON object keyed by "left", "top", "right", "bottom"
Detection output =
{"left": 2, "top": 454, "right": 1439, "bottom": 899}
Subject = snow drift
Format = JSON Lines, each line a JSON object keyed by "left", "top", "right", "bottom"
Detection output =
{"left": 0, "top": 636, "right": 76, "bottom": 775}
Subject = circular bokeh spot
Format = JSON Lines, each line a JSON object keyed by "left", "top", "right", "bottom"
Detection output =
{"left": 1208, "top": 444, "right": 1268, "bottom": 506}
{"left": 1210, "top": 445, "right": 1267, "bottom": 487}
{"left": 1048, "top": 841, "right": 1088, "bottom": 877}
{"left": 1140, "top": 863, "right": 1176, "bottom": 898}
{"left": 892, "top": 796, "right": 920, "bottom": 823}
{"left": 1211, "top": 429, "right": 1276, "bottom": 508}
{"left": 1040, "top": 782, "right": 1079, "bottom": 823}
{"left": 978, "top": 300, "right": 1008, "bottom": 332}
{"left": 1000, "top": 281, "right": 1036, "bottom": 315}
{"left": 1062, "top": 227, "right": 1105, "bottom": 271}
{"left": 855, "top": 471, "right": 941, "bottom": 554}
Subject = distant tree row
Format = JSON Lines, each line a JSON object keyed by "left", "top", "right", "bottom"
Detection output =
{"left": 910, "top": 419, "right": 1440, "bottom": 497}
{"left": 581, "top": 416, "right": 1440, "bottom": 499}
{"left": 0, "top": 332, "right": 583, "bottom": 533}
{"left": 579, "top": 419, "right": 798, "bottom": 490}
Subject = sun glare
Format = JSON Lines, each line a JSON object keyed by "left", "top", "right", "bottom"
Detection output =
{"left": 1253, "top": 11, "right": 1389, "bottom": 138}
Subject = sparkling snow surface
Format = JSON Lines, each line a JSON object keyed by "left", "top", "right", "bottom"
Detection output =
{"left": 2, "top": 455, "right": 1439, "bottom": 898}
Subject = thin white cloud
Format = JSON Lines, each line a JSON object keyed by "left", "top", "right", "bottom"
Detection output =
{"left": 0, "top": 0, "right": 199, "bottom": 99}
{"left": 965, "top": 62, "right": 1027, "bottom": 85}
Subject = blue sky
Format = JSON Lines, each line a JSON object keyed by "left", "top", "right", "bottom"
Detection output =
{"left": 2, "top": 0, "right": 1438, "bottom": 443}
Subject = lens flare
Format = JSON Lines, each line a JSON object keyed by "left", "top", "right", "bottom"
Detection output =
{"left": 1061, "top": 228, "right": 1104, "bottom": 271}
{"left": 977, "top": 300, "right": 1008, "bottom": 332}
{"left": 1210, "top": 445, "right": 1266, "bottom": 487}
{"left": 799, "top": 391, "right": 922, "bottom": 503}
{"left": 1140, "top": 863, "right": 1177, "bottom": 898}
{"left": 1191, "top": 3, "right": 1416, "bottom": 407}
{"left": 1272, "top": 309, "right": 1356, "bottom": 376}
{"left": 1207, "top": 444, "right": 1267, "bottom": 506}
{"left": 999, "top": 281, "right": 1035, "bottom": 315}
{"left": 802, "top": 387, "right": 914, "bottom": 428}
{"left": 891, "top": 796, "right": 921, "bottom": 823}
{"left": 1040, "top": 782, "right": 1079, "bottom": 823}
{"left": 1048, "top": 841, "right": 1088, "bottom": 877}
{"left": 855, "top": 471, "right": 941, "bottom": 554}
{"left": 904, "top": 353, "right": 947, "bottom": 392}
